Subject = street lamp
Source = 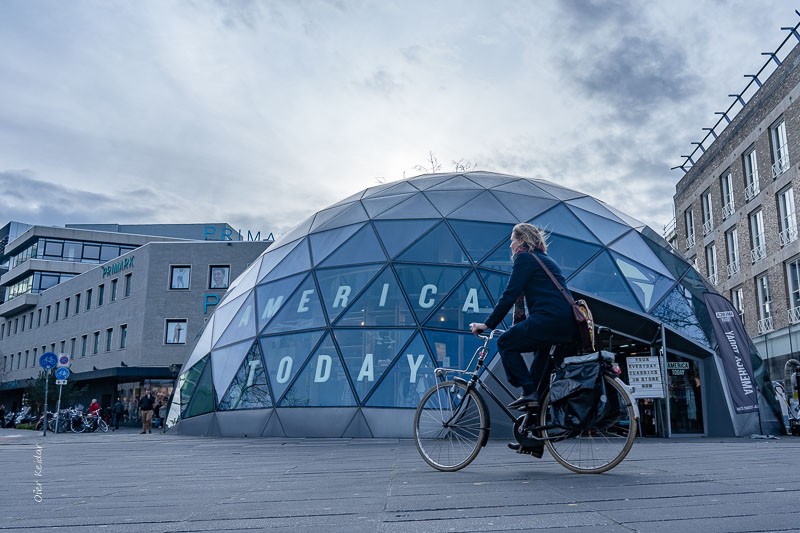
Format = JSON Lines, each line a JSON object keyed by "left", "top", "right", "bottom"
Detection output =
{"left": 163, "top": 363, "right": 181, "bottom": 434}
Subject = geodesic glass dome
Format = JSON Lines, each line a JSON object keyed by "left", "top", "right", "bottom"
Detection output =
{"left": 170, "top": 171, "right": 732, "bottom": 438}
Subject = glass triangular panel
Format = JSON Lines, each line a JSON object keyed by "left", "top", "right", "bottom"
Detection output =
{"left": 547, "top": 234, "right": 603, "bottom": 280}
{"left": 179, "top": 355, "right": 208, "bottom": 418}
{"left": 312, "top": 201, "right": 370, "bottom": 233}
{"left": 216, "top": 293, "right": 257, "bottom": 348}
{"left": 531, "top": 181, "right": 585, "bottom": 201}
{"left": 565, "top": 196, "right": 627, "bottom": 224}
{"left": 427, "top": 175, "right": 484, "bottom": 191}
{"left": 326, "top": 190, "right": 365, "bottom": 208}
{"left": 447, "top": 190, "right": 518, "bottom": 223}
{"left": 424, "top": 271, "right": 494, "bottom": 331}
{"left": 362, "top": 180, "right": 418, "bottom": 199}
{"left": 373, "top": 219, "right": 438, "bottom": 258}
{"left": 183, "top": 356, "right": 215, "bottom": 418}
{"left": 394, "top": 264, "right": 470, "bottom": 323}
{"left": 271, "top": 214, "right": 314, "bottom": 251}
{"left": 262, "top": 273, "right": 326, "bottom": 334}
{"left": 424, "top": 329, "right": 492, "bottom": 368}
{"left": 318, "top": 224, "right": 387, "bottom": 268}
{"left": 257, "top": 239, "right": 304, "bottom": 283}
{"left": 309, "top": 224, "right": 363, "bottom": 266}
{"left": 611, "top": 252, "right": 676, "bottom": 312}
{"left": 308, "top": 203, "right": 351, "bottom": 233}
{"left": 565, "top": 205, "right": 632, "bottom": 244}
{"left": 604, "top": 203, "right": 647, "bottom": 230}
{"left": 531, "top": 203, "right": 599, "bottom": 244}
{"left": 333, "top": 329, "right": 414, "bottom": 403}
{"left": 279, "top": 334, "right": 356, "bottom": 407}
{"left": 335, "top": 267, "right": 416, "bottom": 327}
{"left": 492, "top": 179, "right": 558, "bottom": 199}
{"left": 217, "top": 257, "right": 261, "bottom": 308}
{"left": 480, "top": 242, "right": 514, "bottom": 273}
{"left": 608, "top": 231, "right": 675, "bottom": 279}
{"left": 463, "top": 172, "right": 518, "bottom": 189}
{"left": 640, "top": 232, "right": 692, "bottom": 281}
{"left": 365, "top": 333, "right": 436, "bottom": 407}
{"left": 218, "top": 341, "right": 273, "bottom": 410}
{"left": 423, "top": 189, "right": 483, "bottom": 217}
{"left": 479, "top": 269, "right": 511, "bottom": 308}
{"left": 374, "top": 193, "right": 441, "bottom": 219}
{"left": 396, "top": 222, "right": 469, "bottom": 265}
{"left": 262, "top": 330, "right": 324, "bottom": 403}
{"left": 449, "top": 220, "right": 514, "bottom": 263}
{"left": 212, "top": 292, "right": 249, "bottom": 346}
{"left": 255, "top": 273, "right": 305, "bottom": 333}
{"left": 490, "top": 190, "right": 560, "bottom": 222}
{"left": 408, "top": 174, "right": 457, "bottom": 190}
{"left": 183, "top": 318, "right": 213, "bottom": 371}
{"left": 651, "top": 286, "right": 710, "bottom": 349}
{"left": 268, "top": 238, "right": 311, "bottom": 280}
{"left": 362, "top": 192, "right": 417, "bottom": 218}
{"left": 210, "top": 339, "right": 252, "bottom": 400}
{"left": 568, "top": 251, "right": 642, "bottom": 311}
{"left": 315, "top": 263, "right": 383, "bottom": 322}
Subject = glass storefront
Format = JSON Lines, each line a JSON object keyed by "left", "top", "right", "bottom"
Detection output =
{"left": 667, "top": 354, "right": 704, "bottom": 434}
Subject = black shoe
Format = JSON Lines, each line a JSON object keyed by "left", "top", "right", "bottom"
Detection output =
{"left": 140, "top": 431, "right": 146, "bottom": 434}
{"left": 508, "top": 442, "right": 544, "bottom": 458}
{"left": 507, "top": 391, "right": 540, "bottom": 409}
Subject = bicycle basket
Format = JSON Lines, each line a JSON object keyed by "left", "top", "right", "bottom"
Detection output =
{"left": 548, "top": 353, "right": 604, "bottom": 430}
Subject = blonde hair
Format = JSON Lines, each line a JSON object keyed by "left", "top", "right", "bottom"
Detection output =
{"left": 512, "top": 223, "right": 548, "bottom": 253}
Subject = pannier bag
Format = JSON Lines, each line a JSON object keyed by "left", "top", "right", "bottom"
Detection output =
{"left": 548, "top": 351, "right": 619, "bottom": 430}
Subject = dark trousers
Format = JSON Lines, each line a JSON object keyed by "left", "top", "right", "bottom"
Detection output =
{"left": 497, "top": 326, "right": 552, "bottom": 395}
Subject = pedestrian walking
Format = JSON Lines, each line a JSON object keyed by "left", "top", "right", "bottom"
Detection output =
{"left": 112, "top": 397, "right": 125, "bottom": 431}
{"left": 139, "top": 390, "right": 156, "bottom": 434}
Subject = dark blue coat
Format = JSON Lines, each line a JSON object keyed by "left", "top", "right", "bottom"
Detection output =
{"left": 484, "top": 250, "right": 578, "bottom": 343}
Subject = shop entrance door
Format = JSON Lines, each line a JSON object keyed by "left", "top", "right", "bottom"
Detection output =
{"left": 667, "top": 354, "right": 704, "bottom": 434}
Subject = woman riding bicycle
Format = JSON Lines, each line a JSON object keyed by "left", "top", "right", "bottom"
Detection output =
{"left": 470, "top": 223, "right": 579, "bottom": 409}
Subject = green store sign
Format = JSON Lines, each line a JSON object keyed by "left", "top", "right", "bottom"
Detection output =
{"left": 103, "top": 256, "right": 134, "bottom": 278}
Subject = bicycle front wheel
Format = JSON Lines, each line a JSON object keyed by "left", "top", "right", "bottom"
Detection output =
{"left": 413, "top": 380, "right": 488, "bottom": 472}
{"left": 97, "top": 419, "right": 109, "bottom": 433}
{"left": 541, "top": 375, "right": 637, "bottom": 474}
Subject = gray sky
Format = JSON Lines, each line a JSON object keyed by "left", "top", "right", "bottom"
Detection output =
{"left": 0, "top": 1, "right": 797, "bottom": 238}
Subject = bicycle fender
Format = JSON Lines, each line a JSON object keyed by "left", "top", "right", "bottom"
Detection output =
{"left": 613, "top": 377, "right": 640, "bottom": 420}
{"left": 452, "top": 377, "right": 492, "bottom": 447}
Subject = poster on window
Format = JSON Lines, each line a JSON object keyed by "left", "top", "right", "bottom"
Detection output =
{"left": 703, "top": 292, "right": 759, "bottom": 413}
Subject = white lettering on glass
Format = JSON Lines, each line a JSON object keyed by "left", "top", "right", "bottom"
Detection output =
{"left": 276, "top": 356, "right": 293, "bottom": 383}
{"left": 246, "top": 358, "right": 261, "bottom": 387}
{"left": 462, "top": 288, "right": 479, "bottom": 313}
{"left": 261, "top": 296, "right": 284, "bottom": 320}
{"left": 419, "top": 285, "right": 437, "bottom": 308}
{"left": 314, "top": 355, "right": 332, "bottom": 382}
{"left": 297, "top": 290, "right": 314, "bottom": 312}
{"left": 358, "top": 353, "right": 374, "bottom": 381}
{"left": 237, "top": 304, "right": 253, "bottom": 327}
{"left": 379, "top": 283, "right": 390, "bottom": 307}
{"left": 407, "top": 353, "right": 424, "bottom": 383}
{"left": 333, "top": 286, "right": 351, "bottom": 308}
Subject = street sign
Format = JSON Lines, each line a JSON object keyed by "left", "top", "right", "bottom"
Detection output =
{"left": 54, "top": 367, "right": 71, "bottom": 380}
{"left": 57, "top": 354, "right": 71, "bottom": 367}
{"left": 55, "top": 379, "right": 67, "bottom": 385}
{"left": 39, "top": 352, "right": 58, "bottom": 370}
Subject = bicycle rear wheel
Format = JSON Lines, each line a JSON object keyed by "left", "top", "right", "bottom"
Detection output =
{"left": 413, "top": 380, "right": 488, "bottom": 472}
{"left": 541, "top": 375, "right": 637, "bottom": 474}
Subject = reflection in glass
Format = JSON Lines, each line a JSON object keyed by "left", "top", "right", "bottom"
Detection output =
{"left": 280, "top": 335, "right": 356, "bottom": 407}
{"left": 334, "top": 329, "right": 414, "bottom": 402}
{"left": 366, "top": 334, "right": 436, "bottom": 408}
{"left": 218, "top": 342, "right": 272, "bottom": 410}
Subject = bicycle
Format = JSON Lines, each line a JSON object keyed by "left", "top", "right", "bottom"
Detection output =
{"left": 413, "top": 328, "right": 639, "bottom": 473}
{"left": 70, "top": 410, "right": 109, "bottom": 433}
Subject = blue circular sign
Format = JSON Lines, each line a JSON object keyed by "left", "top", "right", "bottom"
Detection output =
{"left": 39, "top": 352, "right": 58, "bottom": 370}
{"left": 54, "top": 367, "right": 70, "bottom": 380}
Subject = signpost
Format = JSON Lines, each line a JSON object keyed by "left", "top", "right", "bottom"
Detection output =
{"left": 626, "top": 355, "right": 665, "bottom": 399}
{"left": 53, "top": 360, "right": 71, "bottom": 433}
{"left": 39, "top": 352, "right": 58, "bottom": 437}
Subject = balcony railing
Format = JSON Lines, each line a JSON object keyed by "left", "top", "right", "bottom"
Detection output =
{"left": 726, "top": 260, "right": 740, "bottom": 278}
{"left": 772, "top": 156, "right": 790, "bottom": 179}
{"left": 745, "top": 180, "right": 760, "bottom": 202}
{"left": 779, "top": 225, "right": 798, "bottom": 246}
{"left": 685, "top": 235, "right": 696, "bottom": 250}
{"left": 722, "top": 202, "right": 735, "bottom": 219}
{"left": 750, "top": 244, "right": 767, "bottom": 264}
{"left": 708, "top": 271, "right": 718, "bottom": 285}
{"left": 788, "top": 306, "right": 800, "bottom": 324}
{"left": 702, "top": 219, "right": 714, "bottom": 235}
{"left": 757, "top": 316, "right": 774, "bottom": 334}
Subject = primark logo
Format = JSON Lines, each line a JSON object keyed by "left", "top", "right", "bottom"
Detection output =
{"left": 715, "top": 310, "right": 735, "bottom": 322}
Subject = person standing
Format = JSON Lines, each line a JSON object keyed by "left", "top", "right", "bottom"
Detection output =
{"left": 139, "top": 390, "right": 156, "bottom": 434}
{"left": 112, "top": 397, "right": 125, "bottom": 431}
{"left": 0, "top": 404, "right": 5, "bottom": 429}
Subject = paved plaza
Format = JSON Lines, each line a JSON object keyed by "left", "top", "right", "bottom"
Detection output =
{"left": 2, "top": 427, "right": 799, "bottom": 532}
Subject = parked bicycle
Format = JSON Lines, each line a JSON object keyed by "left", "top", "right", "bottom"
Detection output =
{"left": 69, "top": 408, "right": 109, "bottom": 433}
{"left": 413, "top": 328, "right": 639, "bottom": 473}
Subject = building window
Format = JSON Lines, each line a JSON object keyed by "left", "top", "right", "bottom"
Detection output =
{"left": 19, "top": 315, "right": 24, "bottom": 332}
{"left": 13, "top": 318, "right": 18, "bottom": 334}
{"left": 778, "top": 187, "right": 798, "bottom": 246}
{"left": 111, "top": 279, "right": 118, "bottom": 302}
{"left": 97, "top": 284, "right": 105, "bottom": 306}
{"left": 701, "top": 190, "right": 714, "bottom": 235}
{"left": 165, "top": 319, "right": 187, "bottom": 344}
{"left": 720, "top": 172, "right": 734, "bottom": 219}
{"left": 705, "top": 243, "right": 717, "bottom": 285}
{"left": 92, "top": 332, "right": 100, "bottom": 354}
{"left": 788, "top": 258, "right": 800, "bottom": 324}
{"left": 170, "top": 266, "right": 191, "bottom": 290}
{"left": 54, "top": 302, "right": 60, "bottom": 322}
{"left": 105, "top": 328, "right": 113, "bottom": 351}
{"left": 771, "top": 120, "right": 790, "bottom": 178}
{"left": 756, "top": 275, "right": 773, "bottom": 334}
{"left": 743, "top": 148, "right": 760, "bottom": 201}
{"left": 209, "top": 266, "right": 230, "bottom": 289}
{"left": 45, "top": 305, "right": 51, "bottom": 323}
{"left": 59, "top": 340, "right": 65, "bottom": 353}
{"left": 64, "top": 297, "right": 70, "bottom": 318}
{"left": 119, "top": 324, "right": 127, "bottom": 349}
{"left": 684, "top": 208, "right": 695, "bottom": 249}
{"left": 749, "top": 209, "right": 766, "bottom": 263}
{"left": 81, "top": 335, "right": 88, "bottom": 357}
{"left": 725, "top": 228, "right": 740, "bottom": 277}
{"left": 24, "top": 350, "right": 29, "bottom": 368}
{"left": 37, "top": 309, "right": 42, "bottom": 327}
{"left": 124, "top": 273, "right": 132, "bottom": 298}
{"left": 70, "top": 338, "right": 76, "bottom": 356}
{"left": 86, "top": 288, "right": 92, "bottom": 310}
